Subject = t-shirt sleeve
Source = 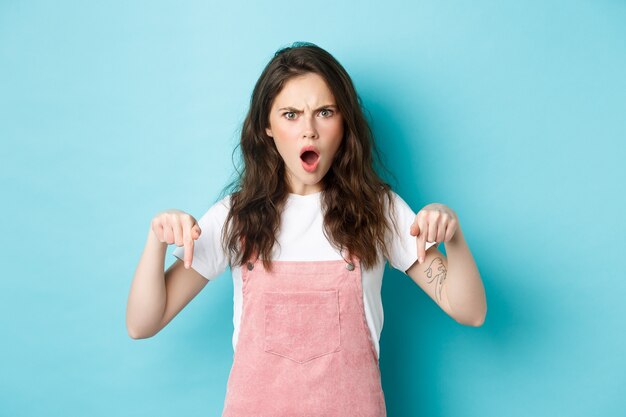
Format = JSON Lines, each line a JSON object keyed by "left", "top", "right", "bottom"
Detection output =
{"left": 385, "top": 191, "right": 437, "bottom": 273}
{"left": 171, "top": 195, "right": 231, "bottom": 280}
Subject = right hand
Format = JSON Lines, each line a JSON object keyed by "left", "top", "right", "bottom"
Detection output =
{"left": 151, "top": 209, "right": 202, "bottom": 269}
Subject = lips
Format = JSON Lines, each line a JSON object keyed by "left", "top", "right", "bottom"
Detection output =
{"left": 300, "top": 145, "right": 320, "bottom": 173}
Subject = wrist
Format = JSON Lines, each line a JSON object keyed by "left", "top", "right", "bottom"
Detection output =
{"left": 445, "top": 224, "right": 464, "bottom": 246}
{"left": 147, "top": 228, "right": 167, "bottom": 250}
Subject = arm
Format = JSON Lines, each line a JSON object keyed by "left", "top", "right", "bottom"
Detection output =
{"left": 126, "top": 229, "right": 209, "bottom": 339}
{"left": 406, "top": 224, "right": 487, "bottom": 326}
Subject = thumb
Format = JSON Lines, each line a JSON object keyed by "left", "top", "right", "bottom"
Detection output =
{"left": 192, "top": 225, "right": 202, "bottom": 238}
{"left": 410, "top": 221, "right": 420, "bottom": 237}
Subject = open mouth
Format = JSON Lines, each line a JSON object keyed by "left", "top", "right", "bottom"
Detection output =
{"left": 300, "top": 146, "right": 320, "bottom": 172}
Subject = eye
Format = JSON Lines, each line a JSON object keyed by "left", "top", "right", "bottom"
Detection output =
{"left": 319, "top": 109, "right": 334, "bottom": 117}
{"left": 283, "top": 111, "right": 297, "bottom": 120}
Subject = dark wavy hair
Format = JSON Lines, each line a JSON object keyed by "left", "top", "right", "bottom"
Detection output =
{"left": 220, "top": 41, "right": 399, "bottom": 272}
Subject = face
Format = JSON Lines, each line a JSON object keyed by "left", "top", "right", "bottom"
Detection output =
{"left": 265, "top": 72, "right": 344, "bottom": 195}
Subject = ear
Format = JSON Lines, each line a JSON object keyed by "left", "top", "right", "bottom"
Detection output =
{"left": 265, "top": 127, "right": 273, "bottom": 138}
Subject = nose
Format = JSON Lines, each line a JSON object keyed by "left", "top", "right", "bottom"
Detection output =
{"left": 302, "top": 115, "right": 319, "bottom": 139}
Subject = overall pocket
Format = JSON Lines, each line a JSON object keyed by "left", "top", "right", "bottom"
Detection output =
{"left": 263, "top": 290, "right": 341, "bottom": 363}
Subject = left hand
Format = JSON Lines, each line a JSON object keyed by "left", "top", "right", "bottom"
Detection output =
{"left": 410, "top": 203, "right": 459, "bottom": 263}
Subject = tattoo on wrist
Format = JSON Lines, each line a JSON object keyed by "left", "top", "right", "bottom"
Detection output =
{"left": 425, "top": 257, "right": 447, "bottom": 302}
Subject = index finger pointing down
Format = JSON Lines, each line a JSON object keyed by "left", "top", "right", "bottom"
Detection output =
{"left": 183, "top": 224, "right": 194, "bottom": 269}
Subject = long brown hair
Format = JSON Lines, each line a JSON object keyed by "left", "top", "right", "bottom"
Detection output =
{"left": 220, "top": 42, "right": 399, "bottom": 271}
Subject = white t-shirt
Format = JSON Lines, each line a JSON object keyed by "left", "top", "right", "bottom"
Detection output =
{"left": 172, "top": 190, "right": 436, "bottom": 359}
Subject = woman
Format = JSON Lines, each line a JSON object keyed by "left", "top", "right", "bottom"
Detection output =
{"left": 126, "top": 41, "right": 487, "bottom": 416}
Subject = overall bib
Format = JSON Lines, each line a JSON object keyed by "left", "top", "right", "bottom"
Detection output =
{"left": 222, "top": 254, "right": 387, "bottom": 417}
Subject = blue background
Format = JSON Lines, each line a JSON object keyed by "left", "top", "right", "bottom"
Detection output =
{"left": 1, "top": 1, "right": 625, "bottom": 416}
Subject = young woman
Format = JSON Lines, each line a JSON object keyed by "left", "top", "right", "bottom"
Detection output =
{"left": 126, "top": 41, "right": 487, "bottom": 417}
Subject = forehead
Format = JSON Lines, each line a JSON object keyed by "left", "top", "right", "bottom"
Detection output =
{"left": 272, "top": 73, "right": 336, "bottom": 107}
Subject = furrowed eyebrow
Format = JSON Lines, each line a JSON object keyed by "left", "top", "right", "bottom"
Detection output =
{"left": 278, "top": 104, "right": 337, "bottom": 112}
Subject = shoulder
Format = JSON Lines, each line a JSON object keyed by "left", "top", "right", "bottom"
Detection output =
{"left": 378, "top": 189, "right": 408, "bottom": 205}
{"left": 382, "top": 190, "right": 414, "bottom": 219}
{"left": 197, "top": 193, "right": 232, "bottom": 226}
{"left": 215, "top": 193, "right": 232, "bottom": 211}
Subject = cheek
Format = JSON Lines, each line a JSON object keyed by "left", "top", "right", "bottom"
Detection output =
{"left": 272, "top": 135, "right": 297, "bottom": 159}
{"left": 324, "top": 117, "right": 344, "bottom": 137}
{"left": 272, "top": 121, "right": 299, "bottom": 139}
{"left": 270, "top": 124, "right": 295, "bottom": 150}
{"left": 322, "top": 120, "right": 344, "bottom": 149}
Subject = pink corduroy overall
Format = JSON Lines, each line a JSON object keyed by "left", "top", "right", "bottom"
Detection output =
{"left": 221, "top": 255, "right": 387, "bottom": 417}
